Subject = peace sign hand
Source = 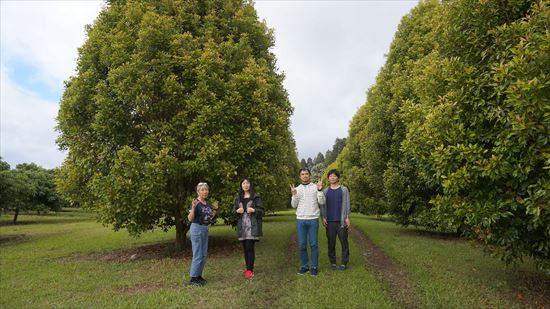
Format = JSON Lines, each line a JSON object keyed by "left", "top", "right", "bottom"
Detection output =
{"left": 316, "top": 180, "right": 323, "bottom": 191}
{"left": 290, "top": 184, "right": 297, "bottom": 195}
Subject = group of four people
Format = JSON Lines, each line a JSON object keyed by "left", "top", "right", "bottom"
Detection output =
{"left": 187, "top": 168, "right": 350, "bottom": 286}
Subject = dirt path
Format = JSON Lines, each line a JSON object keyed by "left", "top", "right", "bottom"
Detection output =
{"left": 350, "top": 226, "right": 421, "bottom": 309}
{"left": 288, "top": 227, "right": 421, "bottom": 308}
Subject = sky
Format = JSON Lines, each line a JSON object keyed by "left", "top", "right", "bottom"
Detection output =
{"left": 1, "top": 0, "right": 418, "bottom": 169}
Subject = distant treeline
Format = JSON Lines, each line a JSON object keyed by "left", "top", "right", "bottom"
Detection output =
{"left": 300, "top": 137, "right": 346, "bottom": 181}
{"left": 0, "top": 158, "right": 69, "bottom": 223}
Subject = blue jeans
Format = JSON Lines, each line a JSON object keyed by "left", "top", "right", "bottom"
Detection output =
{"left": 189, "top": 223, "right": 208, "bottom": 277}
{"left": 296, "top": 219, "right": 319, "bottom": 269}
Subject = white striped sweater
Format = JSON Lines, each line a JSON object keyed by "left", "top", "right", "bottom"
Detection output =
{"left": 291, "top": 183, "right": 326, "bottom": 220}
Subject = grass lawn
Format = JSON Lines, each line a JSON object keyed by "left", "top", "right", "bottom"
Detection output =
{"left": 352, "top": 214, "right": 549, "bottom": 309}
{"left": 1, "top": 209, "right": 547, "bottom": 308}
{"left": 0, "top": 209, "right": 391, "bottom": 308}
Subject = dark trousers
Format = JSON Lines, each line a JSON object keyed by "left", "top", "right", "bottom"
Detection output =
{"left": 242, "top": 240, "right": 255, "bottom": 271}
{"left": 326, "top": 221, "right": 349, "bottom": 265}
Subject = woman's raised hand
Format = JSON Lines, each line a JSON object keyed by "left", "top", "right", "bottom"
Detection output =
{"left": 246, "top": 207, "right": 255, "bottom": 214}
{"left": 236, "top": 207, "right": 244, "bottom": 214}
{"left": 212, "top": 201, "right": 219, "bottom": 209}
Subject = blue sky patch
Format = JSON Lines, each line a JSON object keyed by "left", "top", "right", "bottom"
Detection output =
{"left": 2, "top": 55, "right": 63, "bottom": 103}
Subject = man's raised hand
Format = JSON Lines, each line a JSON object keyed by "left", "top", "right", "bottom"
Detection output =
{"left": 290, "top": 184, "right": 297, "bottom": 195}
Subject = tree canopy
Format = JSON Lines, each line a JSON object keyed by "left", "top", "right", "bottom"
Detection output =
{"left": 56, "top": 0, "right": 299, "bottom": 249}
{"left": 0, "top": 159, "right": 65, "bottom": 223}
{"left": 336, "top": 0, "right": 549, "bottom": 271}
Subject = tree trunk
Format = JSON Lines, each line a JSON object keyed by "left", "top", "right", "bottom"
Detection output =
{"left": 172, "top": 180, "right": 193, "bottom": 252}
{"left": 174, "top": 203, "right": 189, "bottom": 252}
{"left": 13, "top": 208, "right": 19, "bottom": 224}
{"left": 175, "top": 220, "right": 188, "bottom": 252}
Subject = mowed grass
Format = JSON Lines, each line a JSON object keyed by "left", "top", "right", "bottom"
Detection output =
{"left": 0, "top": 209, "right": 392, "bottom": 309}
{"left": 352, "top": 214, "right": 549, "bottom": 309}
{"left": 274, "top": 216, "right": 392, "bottom": 309}
{"left": 1, "top": 209, "right": 547, "bottom": 308}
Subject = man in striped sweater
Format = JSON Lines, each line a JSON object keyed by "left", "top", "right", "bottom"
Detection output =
{"left": 290, "top": 168, "right": 326, "bottom": 276}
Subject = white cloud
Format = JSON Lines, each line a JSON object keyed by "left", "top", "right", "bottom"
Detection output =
{"left": 255, "top": 1, "right": 417, "bottom": 159}
{"left": 1, "top": 1, "right": 104, "bottom": 169}
{"left": 0, "top": 66, "right": 65, "bottom": 169}
{"left": 0, "top": 0, "right": 104, "bottom": 86}
{"left": 0, "top": 0, "right": 418, "bottom": 168}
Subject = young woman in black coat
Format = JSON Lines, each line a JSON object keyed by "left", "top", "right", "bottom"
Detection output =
{"left": 232, "top": 177, "right": 264, "bottom": 279}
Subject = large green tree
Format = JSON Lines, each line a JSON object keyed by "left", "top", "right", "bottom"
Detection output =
{"left": 400, "top": 0, "right": 549, "bottom": 271}
{"left": 338, "top": 0, "right": 549, "bottom": 271}
{"left": 56, "top": 0, "right": 298, "bottom": 249}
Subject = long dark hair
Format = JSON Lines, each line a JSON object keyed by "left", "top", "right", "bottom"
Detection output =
{"left": 238, "top": 177, "right": 256, "bottom": 200}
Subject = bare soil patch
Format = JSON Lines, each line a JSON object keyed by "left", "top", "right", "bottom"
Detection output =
{"left": 506, "top": 270, "right": 550, "bottom": 309}
{"left": 350, "top": 226, "right": 421, "bottom": 309}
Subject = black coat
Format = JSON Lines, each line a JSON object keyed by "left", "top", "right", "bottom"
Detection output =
{"left": 231, "top": 195, "right": 264, "bottom": 238}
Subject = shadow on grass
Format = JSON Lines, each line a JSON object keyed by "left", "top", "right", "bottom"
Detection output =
{"left": 363, "top": 216, "right": 398, "bottom": 223}
{"left": 264, "top": 212, "right": 294, "bottom": 217}
{"left": 66, "top": 236, "right": 242, "bottom": 263}
{"left": 262, "top": 212, "right": 295, "bottom": 223}
{"left": 356, "top": 216, "right": 461, "bottom": 241}
{"left": 0, "top": 234, "right": 29, "bottom": 245}
{"left": 0, "top": 218, "right": 92, "bottom": 227}
{"left": 398, "top": 228, "right": 461, "bottom": 241}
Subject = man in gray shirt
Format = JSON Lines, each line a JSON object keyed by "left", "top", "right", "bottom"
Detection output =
{"left": 320, "top": 169, "right": 350, "bottom": 271}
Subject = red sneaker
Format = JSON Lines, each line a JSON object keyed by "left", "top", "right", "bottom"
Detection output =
{"left": 244, "top": 270, "right": 254, "bottom": 279}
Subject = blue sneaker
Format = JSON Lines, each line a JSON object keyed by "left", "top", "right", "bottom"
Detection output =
{"left": 297, "top": 267, "right": 309, "bottom": 275}
{"left": 339, "top": 264, "right": 347, "bottom": 271}
{"left": 310, "top": 267, "right": 319, "bottom": 276}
